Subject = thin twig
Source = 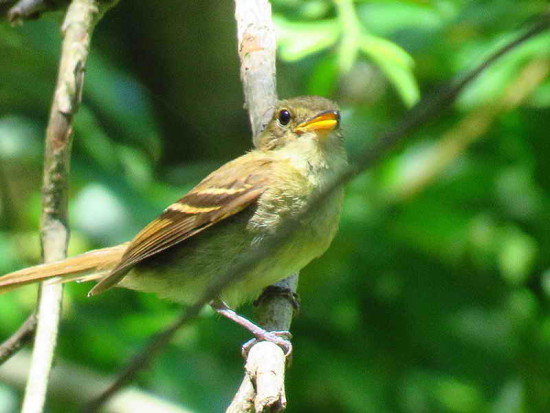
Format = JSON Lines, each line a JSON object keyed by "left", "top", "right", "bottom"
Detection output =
{"left": 21, "top": 1, "right": 117, "bottom": 412}
{"left": 396, "top": 58, "right": 550, "bottom": 200}
{"left": 83, "top": 12, "right": 549, "bottom": 410}
{"left": 83, "top": 309, "right": 201, "bottom": 412}
{"left": 0, "top": 350, "right": 192, "bottom": 413}
{"left": 0, "top": 159, "right": 37, "bottom": 365}
{"left": 0, "top": 314, "right": 37, "bottom": 365}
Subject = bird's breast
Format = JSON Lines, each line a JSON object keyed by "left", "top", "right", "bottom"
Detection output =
{"left": 123, "top": 159, "right": 345, "bottom": 308}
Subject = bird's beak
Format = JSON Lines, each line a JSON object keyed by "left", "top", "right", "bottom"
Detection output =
{"left": 294, "top": 110, "right": 340, "bottom": 137}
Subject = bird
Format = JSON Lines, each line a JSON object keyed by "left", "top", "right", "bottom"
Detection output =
{"left": 0, "top": 96, "right": 347, "bottom": 345}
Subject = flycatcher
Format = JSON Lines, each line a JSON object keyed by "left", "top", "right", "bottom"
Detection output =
{"left": 0, "top": 96, "right": 347, "bottom": 343}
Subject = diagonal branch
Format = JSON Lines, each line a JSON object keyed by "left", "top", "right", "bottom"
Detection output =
{"left": 20, "top": 1, "right": 118, "bottom": 412}
{"left": 0, "top": 315, "right": 37, "bottom": 365}
{"left": 0, "top": 350, "right": 192, "bottom": 412}
{"left": 0, "top": 164, "right": 36, "bottom": 367}
{"left": 82, "top": 11, "right": 549, "bottom": 411}
{"left": 396, "top": 57, "right": 550, "bottom": 201}
{"left": 82, "top": 310, "right": 201, "bottom": 412}
{"left": 1, "top": 0, "right": 70, "bottom": 23}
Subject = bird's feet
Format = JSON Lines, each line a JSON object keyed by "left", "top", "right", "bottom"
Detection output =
{"left": 210, "top": 299, "right": 293, "bottom": 358}
{"left": 241, "top": 330, "right": 293, "bottom": 359}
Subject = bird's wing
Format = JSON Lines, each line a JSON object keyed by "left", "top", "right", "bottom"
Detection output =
{"left": 88, "top": 155, "right": 273, "bottom": 296}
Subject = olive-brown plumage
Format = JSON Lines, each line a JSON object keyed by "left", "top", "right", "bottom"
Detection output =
{"left": 0, "top": 96, "right": 347, "bottom": 308}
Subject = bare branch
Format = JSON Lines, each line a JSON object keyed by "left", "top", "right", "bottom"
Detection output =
{"left": 227, "top": 375, "right": 255, "bottom": 413}
{"left": 232, "top": 342, "right": 287, "bottom": 413}
{"left": 0, "top": 315, "right": 37, "bottom": 365}
{"left": 228, "top": 277, "right": 298, "bottom": 412}
{"left": 83, "top": 307, "right": 202, "bottom": 412}
{"left": 232, "top": 2, "right": 297, "bottom": 411}
{"left": 21, "top": 1, "right": 118, "bottom": 411}
{"left": 234, "top": 0, "right": 278, "bottom": 142}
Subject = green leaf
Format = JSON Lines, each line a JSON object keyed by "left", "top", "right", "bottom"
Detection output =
{"left": 337, "top": 32, "right": 361, "bottom": 73}
{"left": 274, "top": 16, "right": 340, "bottom": 61}
{"left": 457, "top": 32, "right": 550, "bottom": 109}
{"left": 360, "top": 34, "right": 420, "bottom": 106}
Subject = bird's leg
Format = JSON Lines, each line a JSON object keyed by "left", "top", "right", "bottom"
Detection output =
{"left": 254, "top": 284, "right": 301, "bottom": 313}
{"left": 210, "top": 299, "right": 292, "bottom": 357}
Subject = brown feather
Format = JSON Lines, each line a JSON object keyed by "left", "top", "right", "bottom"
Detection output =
{"left": 0, "top": 244, "right": 127, "bottom": 294}
{"left": 88, "top": 156, "right": 273, "bottom": 296}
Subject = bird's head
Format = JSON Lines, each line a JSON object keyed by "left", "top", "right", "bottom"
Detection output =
{"left": 258, "top": 96, "right": 342, "bottom": 152}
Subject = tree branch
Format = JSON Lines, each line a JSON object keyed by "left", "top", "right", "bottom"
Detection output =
{"left": 396, "top": 57, "right": 550, "bottom": 201}
{"left": 234, "top": 0, "right": 278, "bottom": 143}
{"left": 0, "top": 163, "right": 36, "bottom": 367}
{"left": 1, "top": 0, "right": 70, "bottom": 23}
{"left": 230, "top": 1, "right": 295, "bottom": 411}
{"left": 228, "top": 277, "right": 298, "bottom": 412}
{"left": 83, "top": 10, "right": 549, "bottom": 411}
{"left": 20, "top": 1, "right": 117, "bottom": 412}
{"left": 0, "top": 350, "right": 192, "bottom": 413}
{"left": 83, "top": 309, "right": 200, "bottom": 412}
{"left": 0, "top": 315, "right": 37, "bottom": 365}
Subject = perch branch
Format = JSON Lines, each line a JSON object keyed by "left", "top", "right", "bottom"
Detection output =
{"left": 82, "top": 11, "right": 549, "bottom": 411}
{"left": 235, "top": 0, "right": 278, "bottom": 142}
{"left": 231, "top": 1, "right": 296, "bottom": 411}
{"left": 228, "top": 276, "right": 298, "bottom": 412}
{"left": 21, "top": 1, "right": 117, "bottom": 412}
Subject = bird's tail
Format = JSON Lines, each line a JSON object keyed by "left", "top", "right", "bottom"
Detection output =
{"left": 0, "top": 243, "right": 128, "bottom": 294}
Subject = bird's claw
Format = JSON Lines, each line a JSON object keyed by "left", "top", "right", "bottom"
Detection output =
{"left": 241, "top": 330, "right": 293, "bottom": 359}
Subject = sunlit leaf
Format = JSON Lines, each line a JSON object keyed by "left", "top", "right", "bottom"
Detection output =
{"left": 337, "top": 32, "right": 361, "bottom": 73}
{"left": 360, "top": 33, "right": 420, "bottom": 105}
{"left": 361, "top": 33, "right": 415, "bottom": 68}
{"left": 275, "top": 16, "right": 340, "bottom": 61}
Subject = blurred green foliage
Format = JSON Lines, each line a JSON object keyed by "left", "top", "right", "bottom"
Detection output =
{"left": 0, "top": 0, "right": 549, "bottom": 412}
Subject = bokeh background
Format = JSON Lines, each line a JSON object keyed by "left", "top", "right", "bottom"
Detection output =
{"left": 0, "top": 0, "right": 549, "bottom": 411}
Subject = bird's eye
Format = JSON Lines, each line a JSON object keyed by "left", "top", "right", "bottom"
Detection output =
{"left": 278, "top": 109, "right": 291, "bottom": 126}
